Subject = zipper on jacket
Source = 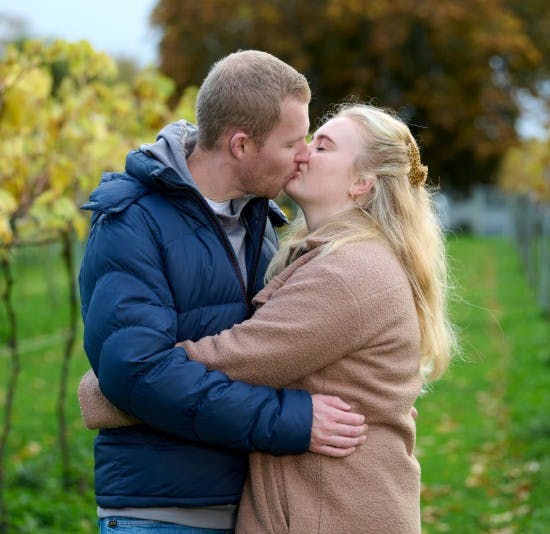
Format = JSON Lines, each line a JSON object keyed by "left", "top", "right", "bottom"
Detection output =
{"left": 182, "top": 187, "right": 256, "bottom": 312}
{"left": 244, "top": 201, "right": 269, "bottom": 303}
{"left": 152, "top": 169, "right": 269, "bottom": 312}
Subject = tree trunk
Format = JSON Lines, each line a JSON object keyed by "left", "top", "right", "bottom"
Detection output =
{"left": 0, "top": 250, "right": 20, "bottom": 532}
{"left": 56, "top": 232, "right": 78, "bottom": 489}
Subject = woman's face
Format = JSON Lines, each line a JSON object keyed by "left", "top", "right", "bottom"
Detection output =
{"left": 285, "top": 116, "right": 364, "bottom": 229}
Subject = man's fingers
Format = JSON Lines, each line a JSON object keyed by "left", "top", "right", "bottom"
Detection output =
{"left": 332, "top": 423, "right": 368, "bottom": 438}
{"left": 319, "top": 395, "right": 351, "bottom": 411}
{"left": 309, "top": 423, "right": 367, "bottom": 456}
{"left": 322, "top": 433, "right": 367, "bottom": 449}
{"left": 333, "top": 410, "right": 365, "bottom": 426}
{"left": 315, "top": 396, "right": 365, "bottom": 425}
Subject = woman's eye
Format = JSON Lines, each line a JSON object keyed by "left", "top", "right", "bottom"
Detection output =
{"left": 315, "top": 146, "right": 326, "bottom": 152}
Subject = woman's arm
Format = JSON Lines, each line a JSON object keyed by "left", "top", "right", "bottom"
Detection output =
{"left": 78, "top": 369, "right": 141, "bottom": 428}
{"left": 181, "top": 255, "right": 364, "bottom": 388}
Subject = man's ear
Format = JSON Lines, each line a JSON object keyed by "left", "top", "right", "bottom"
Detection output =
{"left": 229, "top": 131, "right": 252, "bottom": 160}
{"left": 349, "top": 175, "right": 374, "bottom": 198}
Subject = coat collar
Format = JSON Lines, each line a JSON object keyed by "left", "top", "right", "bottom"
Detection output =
{"left": 252, "top": 246, "right": 322, "bottom": 307}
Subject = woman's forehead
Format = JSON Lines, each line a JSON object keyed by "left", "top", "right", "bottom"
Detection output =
{"left": 314, "top": 117, "right": 359, "bottom": 145}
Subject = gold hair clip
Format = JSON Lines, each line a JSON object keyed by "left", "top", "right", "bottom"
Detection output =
{"left": 407, "top": 142, "right": 428, "bottom": 187}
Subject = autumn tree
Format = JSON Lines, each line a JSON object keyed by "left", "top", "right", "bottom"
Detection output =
{"left": 151, "top": 0, "right": 546, "bottom": 192}
{"left": 506, "top": 0, "right": 550, "bottom": 86}
{"left": 499, "top": 139, "right": 550, "bottom": 201}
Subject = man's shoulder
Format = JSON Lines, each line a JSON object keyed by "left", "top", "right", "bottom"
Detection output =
{"left": 83, "top": 171, "right": 149, "bottom": 215}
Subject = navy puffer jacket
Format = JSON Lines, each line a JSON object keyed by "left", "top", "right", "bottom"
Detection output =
{"left": 79, "top": 133, "right": 312, "bottom": 508}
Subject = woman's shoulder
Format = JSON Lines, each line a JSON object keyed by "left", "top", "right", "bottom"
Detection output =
{"left": 317, "top": 239, "right": 409, "bottom": 293}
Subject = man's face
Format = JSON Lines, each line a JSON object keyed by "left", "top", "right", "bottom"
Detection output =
{"left": 239, "top": 97, "right": 310, "bottom": 199}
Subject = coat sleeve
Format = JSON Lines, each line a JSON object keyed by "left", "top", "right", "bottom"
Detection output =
{"left": 181, "top": 256, "right": 366, "bottom": 388}
{"left": 79, "top": 203, "right": 312, "bottom": 455}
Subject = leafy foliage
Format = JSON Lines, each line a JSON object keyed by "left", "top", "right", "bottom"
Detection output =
{"left": 499, "top": 139, "right": 550, "bottom": 201}
{"left": 0, "top": 39, "right": 195, "bottom": 246}
{"left": 151, "top": 0, "right": 547, "bottom": 191}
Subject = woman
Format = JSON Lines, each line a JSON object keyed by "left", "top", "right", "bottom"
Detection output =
{"left": 80, "top": 103, "right": 455, "bottom": 533}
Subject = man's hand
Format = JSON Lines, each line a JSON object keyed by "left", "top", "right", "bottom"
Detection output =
{"left": 309, "top": 394, "right": 367, "bottom": 457}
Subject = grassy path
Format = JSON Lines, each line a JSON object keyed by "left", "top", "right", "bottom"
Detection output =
{"left": 418, "top": 237, "right": 549, "bottom": 533}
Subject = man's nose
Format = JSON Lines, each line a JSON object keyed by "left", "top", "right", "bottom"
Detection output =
{"left": 294, "top": 143, "right": 310, "bottom": 163}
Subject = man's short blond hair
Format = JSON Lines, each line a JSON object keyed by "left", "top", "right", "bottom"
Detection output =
{"left": 196, "top": 50, "right": 311, "bottom": 150}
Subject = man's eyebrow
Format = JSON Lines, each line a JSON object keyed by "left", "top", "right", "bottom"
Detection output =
{"left": 288, "top": 132, "right": 309, "bottom": 144}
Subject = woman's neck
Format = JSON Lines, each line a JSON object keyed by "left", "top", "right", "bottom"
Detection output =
{"left": 303, "top": 204, "right": 354, "bottom": 232}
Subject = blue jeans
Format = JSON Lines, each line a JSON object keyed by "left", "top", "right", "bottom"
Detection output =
{"left": 98, "top": 517, "right": 234, "bottom": 533}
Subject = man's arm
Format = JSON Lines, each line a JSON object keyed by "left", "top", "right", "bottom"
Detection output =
{"left": 78, "top": 369, "right": 366, "bottom": 457}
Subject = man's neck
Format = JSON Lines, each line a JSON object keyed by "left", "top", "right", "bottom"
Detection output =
{"left": 187, "top": 147, "right": 244, "bottom": 201}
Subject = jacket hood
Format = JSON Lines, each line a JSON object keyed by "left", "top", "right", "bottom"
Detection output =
{"left": 138, "top": 120, "right": 198, "bottom": 189}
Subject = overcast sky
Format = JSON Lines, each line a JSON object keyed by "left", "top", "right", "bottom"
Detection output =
{"left": 0, "top": 0, "right": 159, "bottom": 66}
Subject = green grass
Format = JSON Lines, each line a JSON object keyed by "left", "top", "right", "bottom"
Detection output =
{"left": 0, "top": 243, "right": 96, "bottom": 533}
{"left": 417, "top": 237, "right": 550, "bottom": 533}
{"left": 0, "top": 238, "right": 548, "bottom": 533}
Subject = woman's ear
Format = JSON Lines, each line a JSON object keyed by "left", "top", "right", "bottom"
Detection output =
{"left": 349, "top": 175, "right": 374, "bottom": 198}
{"left": 229, "top": 131, "right": 251, "bottom": 160}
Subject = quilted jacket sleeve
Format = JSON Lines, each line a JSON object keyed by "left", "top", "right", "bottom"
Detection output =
{"left": 79, "top": 203, "right": 312, "bottom": 455}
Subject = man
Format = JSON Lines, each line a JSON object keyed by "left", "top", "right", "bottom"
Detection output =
{"left": 79, "top": 50, "right": 366, "bottom": 533}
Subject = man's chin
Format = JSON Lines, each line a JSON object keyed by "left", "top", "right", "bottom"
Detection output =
{"left": 283, "top": 172, "right": 299, "bottom": 190}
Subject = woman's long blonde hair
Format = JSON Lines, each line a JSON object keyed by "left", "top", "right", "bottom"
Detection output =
{"left": 268, "top": 103, "right": 456, "bottom": 382}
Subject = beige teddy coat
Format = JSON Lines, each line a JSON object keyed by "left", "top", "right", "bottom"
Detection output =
{"left": 79, "top": 238, "right": 423, "bottom": 533}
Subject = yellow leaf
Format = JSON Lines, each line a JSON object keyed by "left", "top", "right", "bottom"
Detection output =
{"left": 33, "top": 190, "right": 56, "bottom": 206}
{"left": 0, "top": 216, "right": 14, "bottom": 245}
{"left": 11, "top": 440, "right": 42, "bottom": 463}
{"left": 0, "top": 189, "right": 17, "bottom": 214}
{"left": 19, "top": 67, "right": 52, "bottom": 99}
{"left": 73, "top": 212, "right": 89, "bottom": 240}
{"left": 49, "top": 157, "right": 76, "bottom": 193}
{"left": 52, "top": 196, "right": 79, "bottom": 221}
